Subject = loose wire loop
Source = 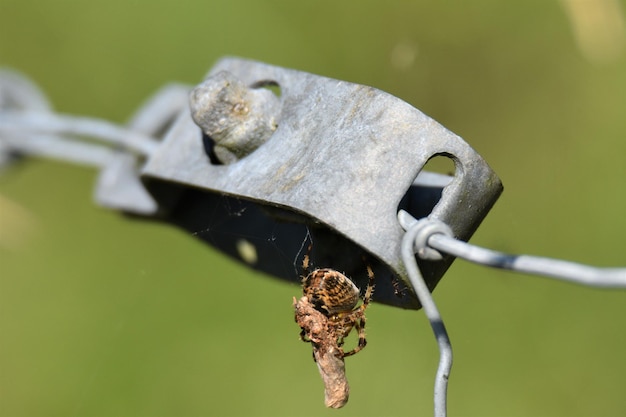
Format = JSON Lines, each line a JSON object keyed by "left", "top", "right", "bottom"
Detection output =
{"left": 398, "top": 209, "right": 626, "bottom": 417}
{"left": 401, "top": 218, "right": 453, "bottom": 417}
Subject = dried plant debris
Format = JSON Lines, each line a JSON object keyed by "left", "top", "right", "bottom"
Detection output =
{"left": 294, "top": 246, "right": 375, "bottom": 408}
{"left": 294, "top": 296, "right": 350, "bottom": 408}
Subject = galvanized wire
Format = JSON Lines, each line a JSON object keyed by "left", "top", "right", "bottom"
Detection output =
{"left": 0, "top": 112, "right": 160, "bottom": 157}
{"left": 428, "top": 236, "right": 626, "bottom": 287}
{"left": 0, "top": 70, "right": 189, "bottom": 170}
{"left": 401, "top": 219, "right": 452, "bottom": 417}
{"left": 3, "top": 69, "right": 626, "bottom": 417}
{"left": 398, "top": 209, "right": 626, "bottom": 417}
{"left": 1, "top": 132, "right": 117, "bottom": 168}
{"left": 398, "top": 210, "right": 626, "bottom": 288}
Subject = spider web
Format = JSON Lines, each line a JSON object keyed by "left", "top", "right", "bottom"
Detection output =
{"left": 172, "top": 189, "right": 313, "bottom": 285}
{"left": 164, "top": 185, "right": 418, "bottom": 309}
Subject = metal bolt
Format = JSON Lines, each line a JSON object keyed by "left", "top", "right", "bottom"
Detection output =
{"left": 189, "top": 71, "right": 281, "bottom": 164}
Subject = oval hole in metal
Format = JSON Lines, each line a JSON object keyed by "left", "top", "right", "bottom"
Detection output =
{"left": 250, "top": 79, "right": 282, "bottom": 98}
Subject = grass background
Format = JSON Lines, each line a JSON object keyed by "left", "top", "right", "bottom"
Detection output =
{"left": 1, "top": 1, "right": 626, "bottom": 416}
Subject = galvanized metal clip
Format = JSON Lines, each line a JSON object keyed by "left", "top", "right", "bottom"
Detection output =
{"left": 1, "top": 58, "right": 502, "bottom": 309}
{"left": 139, "top": 57, "right": 503, "bottom": 309}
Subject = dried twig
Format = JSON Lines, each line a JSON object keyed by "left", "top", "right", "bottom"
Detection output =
{"left": 293, "top": 296, "right": 350, "bottom": 408}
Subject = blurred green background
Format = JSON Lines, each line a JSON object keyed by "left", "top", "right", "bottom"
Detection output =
{"left": 1, "top": 1, "right": 625, "bottom": 416}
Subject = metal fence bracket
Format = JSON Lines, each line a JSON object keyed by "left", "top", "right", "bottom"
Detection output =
{"left": 1, "top": 58, "right": 503, "bottom": 308}
{"left": 138, "top": 57, "right": 503, "bottom": 308}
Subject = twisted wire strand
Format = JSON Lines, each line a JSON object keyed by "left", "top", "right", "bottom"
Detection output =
{"left": 0, "top": 112, "right": 159, "bottom": 158}
{"left": 1, "top": 71, "right": 190, "bottom": 170}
